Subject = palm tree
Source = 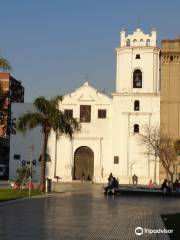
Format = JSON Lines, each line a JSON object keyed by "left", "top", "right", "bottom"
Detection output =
{"left": 0, "top": 57, "right": 12, "bottom": 71}
{"left": 17, "top": 96, "right": 80, "bottom": 192}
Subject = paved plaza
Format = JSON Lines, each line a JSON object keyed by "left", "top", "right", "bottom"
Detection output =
{"left": 0, "top": 183, "right": 180, "bottom": 240}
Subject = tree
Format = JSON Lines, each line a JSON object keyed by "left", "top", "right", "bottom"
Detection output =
{"left": 0, "top": 57, "right": 11, "bottom": 71}
{"left": 159, "top": 136, "right": 177, "bottom": 183}
{"left": 16, "top": 165, "right": 31, "bottom": 187}
{"left": 17, "top": 96, "right": 80, "bottom": 192}
{"left": 139, "top": 125, "right": 179, "bottom": 183}
{"left": 173, "top": 139, "right": 180, "bottom": 178}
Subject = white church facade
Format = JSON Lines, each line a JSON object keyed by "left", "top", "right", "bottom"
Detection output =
{"left": 9, "top": 28, "right": 160, "bottom": 184}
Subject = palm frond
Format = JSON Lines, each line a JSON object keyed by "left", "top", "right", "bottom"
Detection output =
{"left": 17, "top": 112, "right": 45, "bottom": 133}
{"left": 0, "top": 58, "right": 12, "bottom": 71}
{"left": 52, "top": 111, "right": 80, "bottom": 139}
{"left": 50, "top": 95, "right": 63, "bottom": 108}
{"left": 33, "top": 97, "right": 50, "bottom": 114}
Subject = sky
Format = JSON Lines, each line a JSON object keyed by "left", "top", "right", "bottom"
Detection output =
{"left": 0, "top": 0, "right": 180, "bottom": 102}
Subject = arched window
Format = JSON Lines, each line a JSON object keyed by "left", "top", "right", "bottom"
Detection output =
{"left": 133, "top": 69, "right": 142, "bottom": 88}
{"left": 134, "top": 100, "right": 140, "bottom": 111}
{"left": 146, "top": 39, "right": 150, "bottom": 46}
{"left": 126, "top": 39, "right": 130, "bottom": 46}
{"left": 140, "top": 39, "right": 144, "bottom": 46}
{"left": 133, "top": 39, "right": 137, "bottom": 42}
{"left": 134, "top": 124, "right": 139, "bottom": 133}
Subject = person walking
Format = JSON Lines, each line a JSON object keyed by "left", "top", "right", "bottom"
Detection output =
{"left": 161, "top": 179, "right": 168, "bottom": 195}
{"left": 81, "top": 173, "right": 85, "bottom": 183}
{"left": 132, "top": 174, "right": 138, "bottom": 186}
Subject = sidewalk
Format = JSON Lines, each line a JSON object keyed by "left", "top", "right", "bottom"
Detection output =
{"left": 1, "top": 182, "right": 179, "bottom": 239}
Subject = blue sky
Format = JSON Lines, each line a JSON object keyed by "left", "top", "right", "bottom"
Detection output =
{"left": 0, "top": 0, "right": 180, "bottom": 101}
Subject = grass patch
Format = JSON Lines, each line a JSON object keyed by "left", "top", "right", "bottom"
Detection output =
{"left": 161, "top": 213, "right": 180, "bottom": 240}
{"left": 0, "top": 189, "right": 42, "bottom": 202}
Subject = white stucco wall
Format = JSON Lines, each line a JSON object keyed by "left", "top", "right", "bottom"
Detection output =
{"left": 112, "top": 94, "right": 160, "bottom": 184}
{"left": 113, "top": 28, "right": 160, "bottom": 184}
{"left": 120, "top": 28, "right": 157, "bottom": 47}
{"left": 46, "top": 82, "right": 113, "bottom": 183}
{"left": 116, "top": 29, "right": 159, "bottom": 94}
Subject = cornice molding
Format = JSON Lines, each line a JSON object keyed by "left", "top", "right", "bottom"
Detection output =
{"left": 112, "top": 92, "right": 160, "bottom": 97}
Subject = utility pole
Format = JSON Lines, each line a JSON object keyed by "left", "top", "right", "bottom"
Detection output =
{"left": 29, "top": 145, "right": 34, "bottom": 196}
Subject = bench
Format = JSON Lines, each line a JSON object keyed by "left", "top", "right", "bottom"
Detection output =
{"left": 104, "top": 186, "right": 180, "bottom": 197}
{"left": 114, "top": 187, "right": 162, "bottom": 196}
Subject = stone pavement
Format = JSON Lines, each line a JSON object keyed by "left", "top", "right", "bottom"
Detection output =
{"left": 0, "top": 182, "right": 180, "bottom": 240}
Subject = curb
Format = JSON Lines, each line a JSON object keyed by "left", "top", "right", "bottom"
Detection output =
{"left": 0, "top": 193, "right": 52, "bottom": 207}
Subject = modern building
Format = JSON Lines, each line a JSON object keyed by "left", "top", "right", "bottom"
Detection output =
{"left": 160, "top": 38, "right": 180, "bottom": 181}
{"left": 0, "top": 72, "right": 24, "bottom": 137}
{"left": 9, "top": 28, "right": 160, "bottom": 184}
{"left": 0, "top": 73, "right": 24, "bottom": 179}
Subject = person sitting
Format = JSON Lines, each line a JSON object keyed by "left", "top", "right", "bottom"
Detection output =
{"left": 177, "top": 181, "right": 180, "bottom": 193}
{"left": 108, "top": 172, "right": 113, "bottom": 181}
{"left": 104, "top": 177, "right": 113, "bottom": 195}
{"left": 173, "top": 179, "right": 180, "bottom": 193}
{"left": 104, "top": 177, "right": 119, "bottom": 195}
{"left": 167, "top": 180, "right": 172, "bottom": 194}
{"left": 112, "top": 177, "right": 119, "bottom": 189}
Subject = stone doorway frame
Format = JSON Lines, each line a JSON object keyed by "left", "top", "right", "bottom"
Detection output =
{"left": 73, "top": 146, "right": 94, "bottom": 181}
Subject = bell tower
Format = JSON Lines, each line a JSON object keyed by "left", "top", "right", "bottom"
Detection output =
{"left": 112, "top": 28, "right": 160, "bottom": 184}
{"left": 116, "top": 28, "right": 160, "bottom": 94}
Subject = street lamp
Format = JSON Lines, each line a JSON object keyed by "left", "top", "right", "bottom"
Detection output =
{"left": 28, "top": 145, "right": 34, "bottom": 196}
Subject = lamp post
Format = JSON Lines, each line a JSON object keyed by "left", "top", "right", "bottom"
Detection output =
{"left": 29, "top": 145, "right": 34, "bottom": 196}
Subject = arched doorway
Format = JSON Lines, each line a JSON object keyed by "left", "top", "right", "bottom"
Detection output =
{"left": 74, "top": 146, "right": 94, "bottom": 181}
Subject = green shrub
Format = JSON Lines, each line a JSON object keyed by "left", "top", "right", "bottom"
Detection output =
{"left": 16, "top": 166, "right": 31, "bottom": 186}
